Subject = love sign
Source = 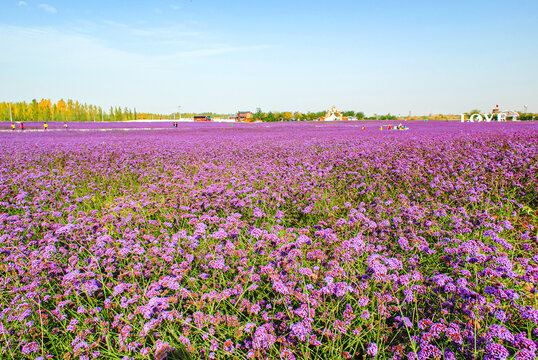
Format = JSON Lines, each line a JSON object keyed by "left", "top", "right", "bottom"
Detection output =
{"left": 460, "top": 112, "right": 513, "bottom": 122}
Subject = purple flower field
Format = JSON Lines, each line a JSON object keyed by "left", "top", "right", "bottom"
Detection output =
{"left": 1, "top": 121, "right": 537, "bottom": 360}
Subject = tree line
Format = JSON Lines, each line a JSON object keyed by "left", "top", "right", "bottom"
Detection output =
{"left": 251, "top": 109, "right": 371, "bottom": 121}
{"left": 1, "top": 99, "right": 437, "bottom": 123}
{"left": 0, "top": 99, "right": 171, "bottom": 122}
{"left": 0, "top": 101, "right": 391, "bottom": 122}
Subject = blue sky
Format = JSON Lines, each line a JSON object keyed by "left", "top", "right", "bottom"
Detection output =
{"left": 1, "top": 0, "right": 537, "bottom": 115}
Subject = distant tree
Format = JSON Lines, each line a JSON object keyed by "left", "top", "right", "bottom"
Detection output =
{"left": 253, "top": 108, "right": 264, "bottom": 121}
{"left": 66, "top": 100, "right": 75, "bottom": 121}
{"left": 356, "top": 111, "right": 365, "bottom": 120}
{"left": 265, "top": 112, "right": 276, "bottom": 122}
{"left": 315, "top": 111, "right": 326, "bottom": 119}
{"left": 294, "top": 112, "right": 307, "bottom": 121}
{"left": 56, "top": 99, "right": 66, "bottom": 121}
{"left": 282, "top": 112, "right": 293, "bottom": 121}
{"left": 28, "top": 99, "right": 38, "bottom": 121}
{"left": 0, "top": 103, "right": 8, "bottom": 121}
{"left": 342, "top": 111, "right": 355, "bottom": 117}
{"left": 379, "top": 113, "right": 396, "bottom": 120}
{"left": 73, "top": 101, "right": 82, "bottom": 121}
{"left": 115, "top": 107, "right": 123, "bottom": 122}
{"left": 305, "top": 112, "right": 317, "bottom": 121}
{"left": 16, "top": 102, "right": 26, "bottom": 122}
{"left": 519, "top": 112, "right": 533, "bottom": 120}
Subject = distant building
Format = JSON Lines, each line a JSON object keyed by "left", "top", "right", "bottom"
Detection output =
{"left": 492, "top": 106, "right": 519, "bottom": 121}
{"left": 236, "top": 111, "right": 253, "bottom": 122}
{"left": 194, "top": 115, "right": 211, "bottom": 122}
{"left": 320, "top": 106, "right": 343, "bottom": 121}
{"left": 498, "top": 110, "right": 520, "bottom": 121}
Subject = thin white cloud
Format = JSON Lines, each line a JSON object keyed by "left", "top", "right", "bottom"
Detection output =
{"left": 130, "top": 27, "right": 201, "bottom": 39}
{"left": 173, "top": 44, "right": 271, "bottom": 58}
{"left": 170, "top": 5, "right": 180, "bottom": 10}
{"left": 102, "top": 20, "right": 129, "bottom": 28}
{"left": 18, "top": 1, "right": 27, "bottom": 6}
{"left": 0, "top": 24, "right": 268, "bottom": 62}
{"left": 39, "top": 3, "right": 57, "bottom": 14}
{"left": 0, "top": 24, "right": 274, "bottom": 113}
{"left": 69, "top": 19, "right": 206, "bottom": 53}
{"left": 179, "top": 47, "right": 239, "bottom": 57}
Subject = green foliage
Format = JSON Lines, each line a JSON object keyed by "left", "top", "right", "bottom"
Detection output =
{"left": 379, "top": 113, "right": 397, "bottom": 120}
{"left": 519, "top": 113, "right": 537, "bottom": 121}
{"left": 238, "top": 109, "right": 367, "bottom": 122}
{"left": 0, "top": 100, "right": 172, "bottom": 122}
{"left": 253, "top": 108, "right": 264, "bottom": 121}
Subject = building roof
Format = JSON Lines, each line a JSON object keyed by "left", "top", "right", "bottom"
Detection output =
{"left": 500, "top": 110, "right": 520, "bottom": 116}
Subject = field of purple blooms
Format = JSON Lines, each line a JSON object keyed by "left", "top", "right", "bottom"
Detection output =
{"left": 1, "top": 121, "right": 537, "bottom": 360}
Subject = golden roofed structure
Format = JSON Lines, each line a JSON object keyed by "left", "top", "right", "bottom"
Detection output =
{"left": 320, "top": 106, "right": 343, "bottom": 121}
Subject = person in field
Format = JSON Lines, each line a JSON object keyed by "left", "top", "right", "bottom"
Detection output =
{"left": 11, "top": 123, "right": 15, "bottom": 130}
{"left": 44, "top": 122, "right": 48, "bottom": 130}
{"left": 20, "top": 122, "right": 24, "bottom": 130}
{"left": 64, "top": 122, "right": 68, "bottom": 130}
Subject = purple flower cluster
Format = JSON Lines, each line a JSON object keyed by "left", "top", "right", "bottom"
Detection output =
{"left": 0, "top": 121, "right": 537, "bottom": 359}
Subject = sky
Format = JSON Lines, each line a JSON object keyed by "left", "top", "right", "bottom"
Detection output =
{"left": 1, "top": 0, "right": 537, "bottom": 115}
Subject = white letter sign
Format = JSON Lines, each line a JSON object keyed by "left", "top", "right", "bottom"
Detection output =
{"left": 470, "top": 114, "right": 483, "bottom": 122}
